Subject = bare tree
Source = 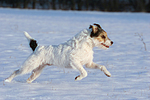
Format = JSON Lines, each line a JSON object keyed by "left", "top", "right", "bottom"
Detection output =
{"left": 32, "top": 0, "right": 36, "bottom": 9}
{"left": 52, "top": 0, "right": 56, "bottom": 10}
{"left": 76, "top": 0, "right": 82, "bottom": 10}
{"left": 23, "top": 0, "right": 29, "bottom": 8}
{"left": 71, "top": 0, "right": 75, "bottom": 10}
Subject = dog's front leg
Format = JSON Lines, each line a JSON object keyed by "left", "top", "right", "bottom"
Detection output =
{"left": 70, "top": 61, "right": 87, "bottom": 81}
{"left": 86, "top": 62, "right": 111, "bottom": 77}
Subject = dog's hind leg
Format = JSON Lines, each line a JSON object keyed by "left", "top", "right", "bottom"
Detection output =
{"left": 26, "top": 64, "right": 46, "bottom": 83}
{"left": 5, "top": 53, "right": 45, "bottom": 82}
{"left": 5, "top": 69, "right": 22, "bottom": 82}
{"left": 5, "top": 65, "right": 36, "bottom": 83}
{"left": 5, "top": 63, "right": 35, "bottom": 83}
{"left": 86, "top": 62, "right": 111, "bottom": 77}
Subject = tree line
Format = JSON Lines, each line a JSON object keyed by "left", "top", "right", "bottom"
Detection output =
{"left": 0, "top": 0, "right": 150, "bottom": 12}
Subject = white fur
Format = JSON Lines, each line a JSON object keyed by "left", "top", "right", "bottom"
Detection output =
{"left": 24, "top": 31, "right": 33, "bottom": 42}
{"left": 5, "top": 28, "right": 112, "bottom": 83}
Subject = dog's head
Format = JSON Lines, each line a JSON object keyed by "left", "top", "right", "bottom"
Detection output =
{"left": 89, "top": 23, "right": 113, "bottom": 49}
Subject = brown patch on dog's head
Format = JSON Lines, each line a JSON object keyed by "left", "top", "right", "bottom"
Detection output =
{"left": 89, "top": 23, "right": 113, "bottom": 48}
{"left": 89, "top": 23, "right": 107, "bottom": 42}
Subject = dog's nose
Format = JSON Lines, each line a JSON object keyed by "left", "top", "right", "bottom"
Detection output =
{"left": 111, "top": 41, "right": 113, "bottom": 45}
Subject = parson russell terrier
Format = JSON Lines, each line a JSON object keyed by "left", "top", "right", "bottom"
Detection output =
{"left": 5, "top": 23, "right": 113, "bottom": 83}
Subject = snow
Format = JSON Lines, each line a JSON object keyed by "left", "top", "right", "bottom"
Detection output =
{"left": 0, "top": 8, "right": 150, "bottom": 100}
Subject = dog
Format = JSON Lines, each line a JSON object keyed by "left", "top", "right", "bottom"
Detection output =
{"left": 5, "top": 23, "right": 113, "bottom": 83}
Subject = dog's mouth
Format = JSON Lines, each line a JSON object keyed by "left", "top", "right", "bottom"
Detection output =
{"left": 101, "top": 43, "right": 109, "bottom": 48}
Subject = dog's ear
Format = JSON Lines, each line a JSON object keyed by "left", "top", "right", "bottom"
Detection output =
{"left": 92, "top": 25, "right": 99, "bottom": 33}
{"left": 89, "top": 25, "right": 92, "bottom": 29}
{"left": 90, "top": 25, "right": 99, "bottom": 37}
{"left": 93, "top": 23, "right": 101, "bottom": 29}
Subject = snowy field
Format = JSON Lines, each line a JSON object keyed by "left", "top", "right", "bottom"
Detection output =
{"left": 0, "top": 8, "right": 150, "bottom": 100}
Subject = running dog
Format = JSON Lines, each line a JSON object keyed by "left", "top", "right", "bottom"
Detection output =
{"left": 5, "top": 23, "right": 113, "bottom": 83}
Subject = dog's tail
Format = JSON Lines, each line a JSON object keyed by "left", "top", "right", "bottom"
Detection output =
{"left": 24, "top": 31, "right": 38, "bottom": 51}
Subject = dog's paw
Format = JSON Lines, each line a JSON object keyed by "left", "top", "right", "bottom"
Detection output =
{"left": 100, "top": 65, "right": 111, "bottom": 77}
{"left": 4, "top": 78, "right": 11, "bottom": 83}
{"left": 26, "top": 80, "right": 32, "bottom": 84}
{"left": 75, "top": 75, "right": 82, "bottom": 81}
{"left": 105, "top": 71, "right": 111, "bottom": 77}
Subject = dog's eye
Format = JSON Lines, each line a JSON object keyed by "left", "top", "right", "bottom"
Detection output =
{"left": 101, "top": 35, "right": 106, "bottom": 39}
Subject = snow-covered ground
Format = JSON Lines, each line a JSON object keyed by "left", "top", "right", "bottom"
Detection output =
{"left": 0, "top": 8, "right": 150, "bottom": 100}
